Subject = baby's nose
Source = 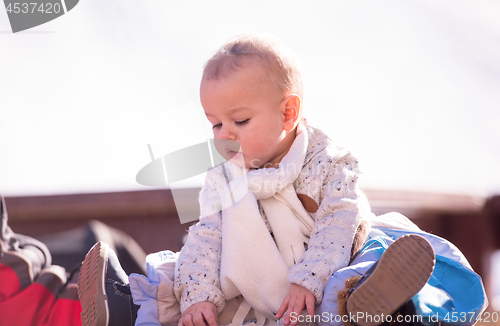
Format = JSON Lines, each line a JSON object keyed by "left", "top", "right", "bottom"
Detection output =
{"left": 220, "top": 126, "right": 237, "bottom": 140}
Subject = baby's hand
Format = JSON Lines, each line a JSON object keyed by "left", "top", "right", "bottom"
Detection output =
{"left": 178, "top": 301, "right": 218, "bottom": 326}
{"left": 275, "top": 284, "right": 315, "bottom": 326}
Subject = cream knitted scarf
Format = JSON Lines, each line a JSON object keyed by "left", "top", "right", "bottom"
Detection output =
{"left": 219, "top": 120, "right": 316, "bottom": 320}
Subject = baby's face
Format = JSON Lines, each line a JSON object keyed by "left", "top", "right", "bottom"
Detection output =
{"left": 201, "top": 64, "right": 291, "bottom": 169}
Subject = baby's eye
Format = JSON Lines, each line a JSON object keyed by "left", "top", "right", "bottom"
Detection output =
{"left": 212, "top": 123, "right": 222, "bottom": 129}
{"left": 235, "top": 119, "right": 249, "bottom": 125}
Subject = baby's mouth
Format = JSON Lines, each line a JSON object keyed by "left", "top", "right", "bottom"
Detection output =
{"left": 213, "top": 139, "right": 241, "bottom": 162}
{"left": 225, "top": 149, "right": 242, "bottom": 159}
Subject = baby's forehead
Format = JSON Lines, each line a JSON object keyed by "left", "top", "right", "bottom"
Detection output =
{"left": 202, "top": 59, "right": 283, "bottom": 93}
{"left": 202, "top": 35, "right": 303, "bottom": 99}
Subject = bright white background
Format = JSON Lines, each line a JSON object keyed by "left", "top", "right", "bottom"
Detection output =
{"left": 1, "top": 0, "right": 499, "bottom": 197}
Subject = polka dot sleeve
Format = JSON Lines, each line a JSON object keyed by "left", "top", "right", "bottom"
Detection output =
{"left": 288, "top": 146, "right": 371, "bottom": 304}
{"left": 172, "top": 168, "right": 226, "bottom": 314}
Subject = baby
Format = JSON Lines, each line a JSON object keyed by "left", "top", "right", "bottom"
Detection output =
{"left": 171, "top": 34, "right": 372, "bottom": 326}
{"left": 78, "top": 34, "right": 487, "bottom": 326}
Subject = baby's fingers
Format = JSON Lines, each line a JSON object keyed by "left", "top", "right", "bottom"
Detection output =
{"left": 192, "top": 312, "right": 207, "bottom": 326}
{"left": 289, "top": 298, "right": 304, "bottom": 326}
{"left": 178, "top": 314, "right": 195, "bottom": 326}
{"left": 283, "top": 297, "right": 299, "bottom": 326}
{"left": 276, "top": 295, "right": 290, "bottom": 319}
{"left": 202, "top": 309, "right": 218, "bottom": 326}
{"left": 305, "top": 295, "right": 315, "bottom": 317}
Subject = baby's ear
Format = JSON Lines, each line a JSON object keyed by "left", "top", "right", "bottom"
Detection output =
{"left": 283, "top": 94, "right": 301, "bottom": 132}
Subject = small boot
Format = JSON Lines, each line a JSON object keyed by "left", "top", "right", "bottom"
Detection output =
{"left": 1, "top": 195, "right": 51, "bottom": 280}
{"left": 78, "top": 241, "right": 139, "bottom": 326}
{"left": 0, "top": 195, "right": 13, "bottom": 253}
{"left": 342, "top": 234, "right": 435, "bottom": 326}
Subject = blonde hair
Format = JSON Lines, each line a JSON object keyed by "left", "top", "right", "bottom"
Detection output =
{"left": 202, "top": 34, "right": 304, "bottom": 99}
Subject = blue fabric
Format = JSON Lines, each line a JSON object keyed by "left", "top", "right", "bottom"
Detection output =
{"left": 129, "top": 273, "right": 161, "bottom": 326}
{"left": 378, "top": 228, "right": 487, "bottom": 325}
{"left": 129, "top": 250, "right": 178, "bottom": 326}
{"left": 412, "top": 256, "right": 486, "bottom": 326}
{"left": 317, "top": 228, "right": 488, "bottom": 326}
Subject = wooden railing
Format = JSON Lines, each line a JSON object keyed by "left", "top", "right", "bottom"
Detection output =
{"left": 4, "top": 188, "right": 498, "bottom": 308}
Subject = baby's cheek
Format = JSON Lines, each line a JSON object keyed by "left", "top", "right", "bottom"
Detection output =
{"left": 240, "top": 140, "right": 256, "bottom": 156}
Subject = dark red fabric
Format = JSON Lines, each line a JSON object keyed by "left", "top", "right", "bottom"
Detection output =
{"left": 0, "top": 262, "right": 82, "bottom": 326}
{"left": 0, "top": 262, "right": 21, "bottom": 300}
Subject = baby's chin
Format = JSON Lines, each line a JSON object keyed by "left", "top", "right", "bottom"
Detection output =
{"left": 223, "top": 155, "right": 255, "bottom": 170}
{"left": 224, "top": 154, "right": 274, "bottom": 170}
{"left": 244, "top": 158, "right": 276, "bottom": 170}
{"left": 226, "top": 154, "right": 249, "bottom": 169}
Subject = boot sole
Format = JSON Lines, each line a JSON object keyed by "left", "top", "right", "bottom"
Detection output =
{"left": 78, "top": 241, "right": 110, "bottom": 326}
{"left": 346, "top": 234, "right": 435, "bottom": 326}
